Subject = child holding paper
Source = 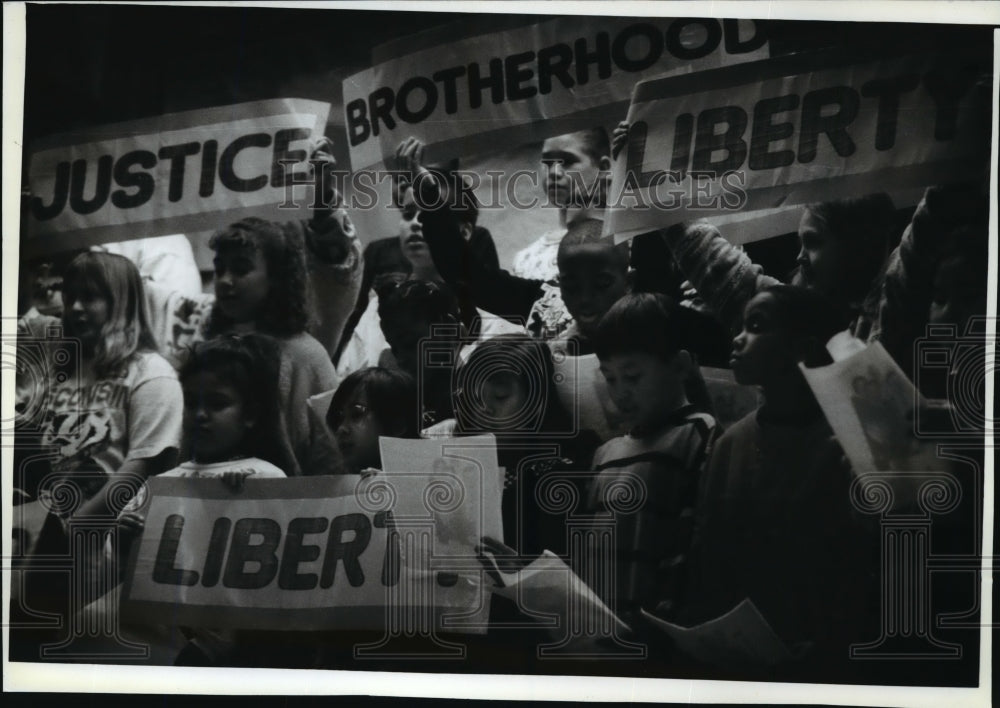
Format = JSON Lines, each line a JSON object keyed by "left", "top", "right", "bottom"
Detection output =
{"left": 588, "top": 294, "right": 719, "bottom": 625}
{"left": 670, "top": 285, "right": 875, "bottom": 676}
{"left": 451, "top": 335, "right": 600, "bottom": 557}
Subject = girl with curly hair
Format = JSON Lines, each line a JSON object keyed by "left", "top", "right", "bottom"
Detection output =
{"left": 143, "top": 213, "right": 355, "bottom": 476}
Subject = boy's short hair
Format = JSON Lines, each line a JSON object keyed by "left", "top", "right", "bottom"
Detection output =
{"left": 556, "top": 218, "right": 630, "bottom": 272}
{"left": 565, "top": 127, "right": 611, "bottom": 164}
{"left": 377, "top": 278, "right": 461, "bottom": 326}
{"left": 593, "top": 293, "right": 695, "bottom": 362}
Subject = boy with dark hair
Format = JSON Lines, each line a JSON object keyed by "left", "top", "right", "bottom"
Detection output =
{"left": 512, "top": 128, "right": 612, "bottom": 283}
{"left": 586, "top": 293, "right": 719, "bottom": 624}
{"left": 422, "top": 200, "right": 723, "bottom": 442}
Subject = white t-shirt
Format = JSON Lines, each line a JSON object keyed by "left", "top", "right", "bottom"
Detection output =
{"left": 123, "top": 457, "right": 287, "bottom": 513}
{"left": 39, "top": 350, "right": 183, "bottom": 479}
{"left": 109, "top": 457, "right": 287, "bottom": 579}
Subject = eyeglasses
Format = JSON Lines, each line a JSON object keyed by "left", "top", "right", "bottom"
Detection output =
{"left": 329, "top": 403, "right": 370, "bottom": 429}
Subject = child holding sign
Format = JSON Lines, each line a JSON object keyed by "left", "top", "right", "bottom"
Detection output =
{"left": 451, "top": 334, "right": 600, "bottom": 557}
{"left": 116, "top": 335, "right": 289, "bottom": 570}
{"left": 113, "top": 334, "right": 288, "bottom": 665}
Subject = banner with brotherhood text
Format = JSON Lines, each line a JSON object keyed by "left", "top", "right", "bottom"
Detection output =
{"left": 343, "top": 17, "right": 770, "bottom": 170}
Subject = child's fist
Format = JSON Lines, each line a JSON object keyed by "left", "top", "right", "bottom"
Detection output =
{"left": 310, "top": 136, "right": 336, "bottom": 165}
{"left": 221, "top": 470, "right": 255, "bottom": 491}
{"left": 310, "top": 136, "right": 341, "bottom": 207}
{"left": 117, "top": 510, "right": 146, "bottom": 538}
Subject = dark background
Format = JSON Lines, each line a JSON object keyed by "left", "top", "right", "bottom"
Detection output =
{"left": 21, "top": 5, "right": 995, "bottom": 146}
{"left": 10, "top": 4, "right": 996, "bottom": 691}
{"left": 20, "top": 5, "right": 995, "bottom": 278}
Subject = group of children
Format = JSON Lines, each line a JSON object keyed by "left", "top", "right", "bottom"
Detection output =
{"left": 12, "top": 121, "right": 989, "bottom": 678}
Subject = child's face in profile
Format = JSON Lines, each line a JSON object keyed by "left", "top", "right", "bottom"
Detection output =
{"left": 599, "top": 352, "right": 683, "bottom": 432}
{"left": 213, "top": 246, "right": 270, "bottom": 324}
{"left": 730, "top": 292, "right": 795, "bottom": 386}
{"left": 795, "top": 210, "right": 849, "bottom": 300}
{"left": 182, "top": 370, "right": 253, "bottom": 464}
{"left": 397, "top": 186, "right": 434, "bottom": 271}
{"left": 558, "top": 245, "right": 629, "bottom": 339}
{"left": 330, "top": 389, "right": 383, "bottom": 474}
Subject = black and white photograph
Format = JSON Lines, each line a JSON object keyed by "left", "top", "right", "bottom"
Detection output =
{"left": 3, "top": 1, "right": 996, "bottom": 704}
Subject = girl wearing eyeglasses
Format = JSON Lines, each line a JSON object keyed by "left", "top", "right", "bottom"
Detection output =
{"left": 325, "top": 367, "right": 420, "bottom": 475}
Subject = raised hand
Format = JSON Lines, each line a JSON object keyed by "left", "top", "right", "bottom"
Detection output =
{"left": 310, "top": 136, "right": 341, "bottom": 208}
{"left": 394, "top": 136, "right": 428, "bottom": 178}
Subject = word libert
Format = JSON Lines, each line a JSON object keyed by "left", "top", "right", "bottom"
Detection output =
{"left": 151, "top": 511, "right": 400, "bottom": 591}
